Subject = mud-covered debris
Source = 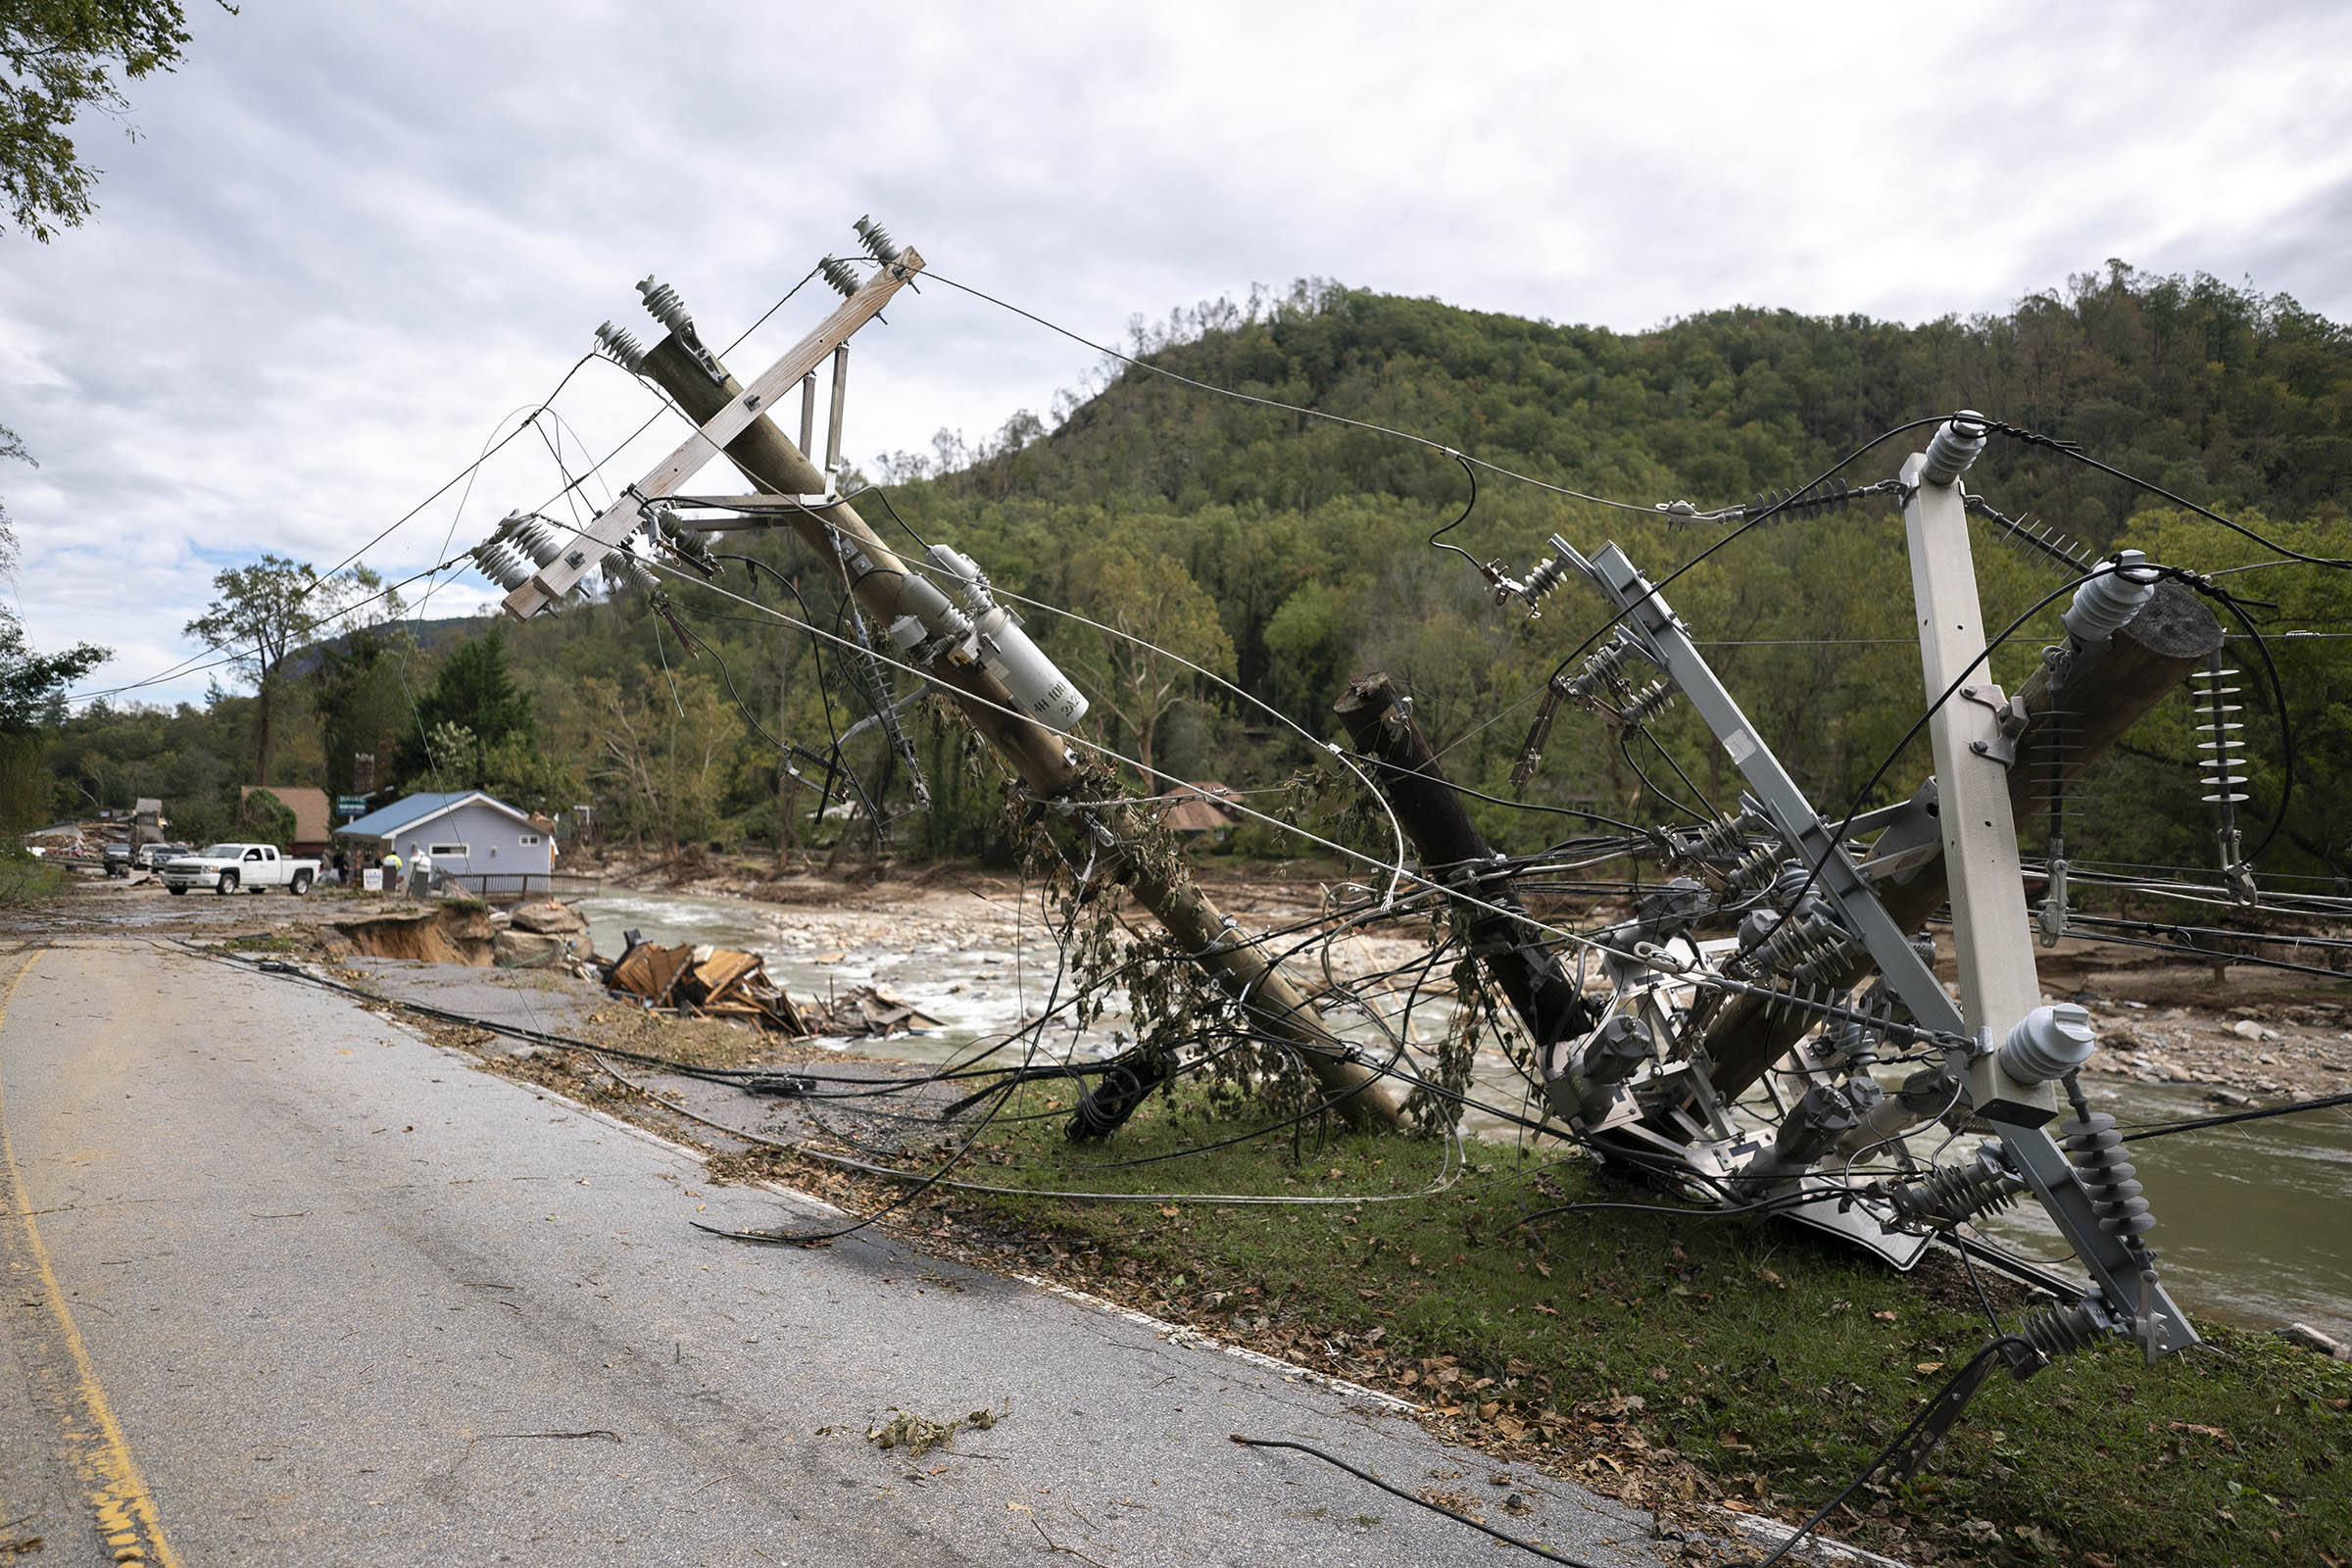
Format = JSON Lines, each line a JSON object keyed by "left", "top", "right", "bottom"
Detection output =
{"left": 821, "top": 984, "right": 944, "bottom": 1037}
{"left": 604, "top": 940, "right": 813, "bottom": 1035}
{"left": 864, "top": 1405, "right": 1000, "bottom": 1456}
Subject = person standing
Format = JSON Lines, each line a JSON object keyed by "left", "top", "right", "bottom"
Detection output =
{"left": 382, "top": 848, "right": 403, "bottom": 897}
{"left": 413, "top": 847, "right": 434, "bottom": 899}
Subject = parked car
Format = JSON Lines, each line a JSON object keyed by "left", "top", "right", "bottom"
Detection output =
{"left": 102, "top": 842, "right": 133, "bottom": 876}
{"left": 159, "top": 843, "right": 319, "bottom": 897}
{"left": 136, "top": 842, "right": 187, "bottom": 869}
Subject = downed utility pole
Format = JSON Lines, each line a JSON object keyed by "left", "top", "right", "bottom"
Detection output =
{"left": 1697, "top": 573, "right": 2224, "bottom": 1103}
{"left": 500, "top": 237, "right": 1404, "bottom": 1131}
{"left": 1333, "top": 674, "right": 1598, "bottom": 1070}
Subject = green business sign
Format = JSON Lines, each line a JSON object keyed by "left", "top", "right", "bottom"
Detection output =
{"left": 336, "top": 796, "right": 369, "bottom": 817}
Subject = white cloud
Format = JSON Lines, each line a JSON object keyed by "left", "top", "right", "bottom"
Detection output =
{"left": 4, "top": 0, "right": 2347, "bottom": 707}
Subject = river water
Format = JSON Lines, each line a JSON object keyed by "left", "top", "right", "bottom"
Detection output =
{"left": 570, "top": 886, "right": 2352, "bottom": 1343}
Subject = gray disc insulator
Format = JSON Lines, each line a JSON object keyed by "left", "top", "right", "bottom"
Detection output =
{"left": 2062, "top": 550, "right": 2159, "bottom": 644}
{"left": 636, "top": 276, "right": 693, "bottom": 336}
{"left": 594, "top": 321, "right": 646, "bottom": 373}
{"left": 1920, "top": 411, "right": 1988, "bottom": 486}
{"left": 1998, "top": 1003, "right": 2096, "bottom": 1084}
{"left": 512, "top": 518, "right": 564, "bottom": 567}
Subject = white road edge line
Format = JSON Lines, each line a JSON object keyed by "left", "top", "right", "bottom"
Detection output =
{"left": 1726, "top": 1513, "right": 1915, "bottom": 1568}
{"left": 409, "top": 1010, "right": 1911, "bottom": 1565}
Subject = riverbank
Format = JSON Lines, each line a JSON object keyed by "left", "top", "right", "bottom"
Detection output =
{"left": 562, "top": 853, "right": 2352, "bottom": 1102}
{"left": 39, "top": 859, "right": 2352, "bottom": 1106}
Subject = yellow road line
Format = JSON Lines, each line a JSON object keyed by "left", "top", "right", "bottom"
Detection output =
{"left": 0, "top": 948, "right": 185, "bottom": 1568}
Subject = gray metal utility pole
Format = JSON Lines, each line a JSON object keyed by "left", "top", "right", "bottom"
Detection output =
{"left": 1899, "top": 427, "right": 2050, "bottom": 1120}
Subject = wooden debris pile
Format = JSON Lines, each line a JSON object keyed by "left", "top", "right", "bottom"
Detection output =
{"left": 606, "top": 940, "right": 814, "bottom": 1034}
{"left": 600, "top": 939, "right": 946, "bottom": 1038}
{"left": 823, "top": 984, "right": 946, "bottom": 1037}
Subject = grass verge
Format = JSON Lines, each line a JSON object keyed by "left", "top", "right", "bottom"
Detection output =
{"left": 0, "top": 851, "right": 71, "bottom": 906}
{"left": 677, "top": 1069, "right": 2350, "bottom": 1568}
{"left": 351, "top": 962, "right": 2348, "bottom": 1568}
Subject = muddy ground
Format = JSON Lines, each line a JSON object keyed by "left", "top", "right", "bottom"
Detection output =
{"left": 31, "top": 858, "right": 2352, "bottom": 1103}
{"left": 609, "top": 855, "right": 2352, "bottom": 1103}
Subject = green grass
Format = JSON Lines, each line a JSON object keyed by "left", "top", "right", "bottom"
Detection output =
{"left": 221, "top": 931, "right": 304, "bottom": 953}
{"left": 761, "top": 1079, "right": 2352, "bottom": 1567}
{"left": 0, "top": 850, "right": 71, "bottom": 906}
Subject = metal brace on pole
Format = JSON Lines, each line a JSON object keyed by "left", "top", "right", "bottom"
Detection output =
{"left": 1555, "top": 537, "right": 1967, "bottom": 1045}
{"left": 500, "top": 252, "right": 924, "bottom": 621}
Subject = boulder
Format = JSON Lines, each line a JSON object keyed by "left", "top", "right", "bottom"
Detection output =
{"left": 511, "top": 899, "right": 588, "bottom": 936}
{"left": 495, "top": 928, "right": 575, "bottom": 969}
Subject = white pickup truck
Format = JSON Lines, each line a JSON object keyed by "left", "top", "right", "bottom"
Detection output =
{"left": 160, "top": 843, "right": 320, "bottom": 897}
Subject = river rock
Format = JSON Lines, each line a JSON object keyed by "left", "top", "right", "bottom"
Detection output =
{"left": 2230, "top": 1018, "right": 2265, "bottom": 1040}
{"left": 495, "top": 928, "right": 575, "bottom": 968}
{"left": 511, "top": 900, "right": 589, "bottom": 936}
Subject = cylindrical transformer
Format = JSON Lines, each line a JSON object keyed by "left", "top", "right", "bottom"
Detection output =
{"left": 927, "top": 545, "right": 1089, "bottom": 732}
{"left": 973, "top": 612, "right": 1089, "bottom": 731}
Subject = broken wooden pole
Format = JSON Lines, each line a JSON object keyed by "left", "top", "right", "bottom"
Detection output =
{"left": 1701, "top": 579, "right": 2226, "bottom": 1100}
{"left": 631, "top": 318, "right": 1407, "bottom": 1132}
{"left": 1334, "top": 673, "right": 1598, "bottom": 1090}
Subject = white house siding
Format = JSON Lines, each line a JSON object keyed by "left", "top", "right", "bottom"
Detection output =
{"left": 390, "top": 801, "right": 552, "bottom": 895}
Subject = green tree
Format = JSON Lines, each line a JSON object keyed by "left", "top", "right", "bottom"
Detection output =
{"left": 313, "top": 620, "right": 413, "bottom": 798}
{"left": 0, "top": 425, "right": 106, "bottom": 829}
{"left": 564, "top": 671, "right": 739, "bottom": 853}
{"left": 396, "top": 625, "right": 540, "bottom": 789}
{"left": 2, "top": 1, "right": 233, "bottom": 241}
{"left": 184, "top": 554, "right": 357, "bottom": 787}
{"left": 235, "top": 785, "right": 294, "bottom": 847}
{"left": 1062, "top": 548, "right": 1235, "bottom": 785}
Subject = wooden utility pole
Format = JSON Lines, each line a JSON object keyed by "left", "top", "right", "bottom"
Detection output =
{"left": 609, "top": 273, "right": 1406, "bottom": 1131}
{"left": 1334, "top": 674, "right": 1596, "bottom": 1078}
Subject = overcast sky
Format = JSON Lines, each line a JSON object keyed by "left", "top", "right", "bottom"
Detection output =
{"left": 6, "top": 0, "right": 2349, "bottom": 710}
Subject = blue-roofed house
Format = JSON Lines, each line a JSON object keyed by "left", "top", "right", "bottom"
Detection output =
{"left": 334, "top": 790, "right": 553, "bottom": 896}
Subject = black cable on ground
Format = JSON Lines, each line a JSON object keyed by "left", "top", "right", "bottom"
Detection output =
{"left": 1227, "top": 1435, "right": 1608, "bottom": 1568}
{"left": 1746, "top": 1339, "right": 2027, "bottom": 1567}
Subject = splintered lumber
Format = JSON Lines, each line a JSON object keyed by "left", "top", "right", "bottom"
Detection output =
{"left": 633, "top": 329, "right": 1406, "bottom": 1131}
{"left": 690, "top": 949, "right": 763, "bottom": 998}
{"left": 610, "top": 941, "right": 696, "bottom": 1007}
{"left": 605, "top": 942, "right": 813, "bottom": 1035}
{"left": 1701, "top": 580, "right": 2226, "bottom": 1100}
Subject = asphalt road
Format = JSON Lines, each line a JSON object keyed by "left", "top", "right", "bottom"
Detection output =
{"left": 0, "top": 937, "right": 1676, "bottom": 1567}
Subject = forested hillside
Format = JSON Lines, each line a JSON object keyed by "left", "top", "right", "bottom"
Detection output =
{"left": 34, "top": 262, "right": 2352, "bottom": 880}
